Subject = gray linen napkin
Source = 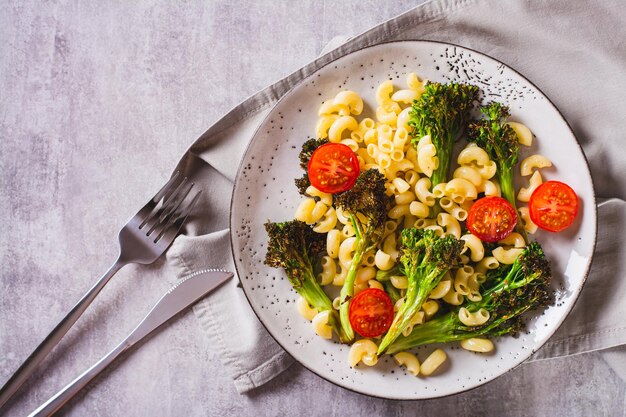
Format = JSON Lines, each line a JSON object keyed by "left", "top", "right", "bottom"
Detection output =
{"left": 166, "top": 0, "right": 626, "bottom": 392}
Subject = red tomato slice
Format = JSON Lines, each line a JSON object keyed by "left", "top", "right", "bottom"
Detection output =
{"left": 467, "top": 196, "right": 518, "bottom": 243}
{"left": 529, "top": 181, "right": 578, "bottom": 232}
{"left": 349, "top": 288, "right": 394, "bottom": 338}
{"left": 308, "top": 143, "right": 360, "bottom": 194}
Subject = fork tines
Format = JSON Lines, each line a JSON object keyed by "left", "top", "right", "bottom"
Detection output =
{"left": 138, "top": 172, "right": 201, "bottom": 243}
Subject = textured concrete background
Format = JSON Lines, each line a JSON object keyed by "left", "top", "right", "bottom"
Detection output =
{"left": 0, "top": 1, "right": 624, "bottom": 416}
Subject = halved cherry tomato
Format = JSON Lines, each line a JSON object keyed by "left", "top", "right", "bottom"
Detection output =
{"left": 349, "top": 288, "right": 394, "bottom": 338}
{"left": 467, "top": 196, "right": 518, "bottom": 243}
{"left": 308, "top": 143, "right": 360, "bottom": 194}
{"left": 529, "top": 181, "right": 578, "bottom": 232}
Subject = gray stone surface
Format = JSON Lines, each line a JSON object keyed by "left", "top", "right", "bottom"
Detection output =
{"left": 0, "top": 1, "right": 624, "bottom": 416}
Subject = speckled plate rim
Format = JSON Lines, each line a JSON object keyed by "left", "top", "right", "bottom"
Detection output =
{"left": 228, "top": 39, "right": 597, "bottom": 400}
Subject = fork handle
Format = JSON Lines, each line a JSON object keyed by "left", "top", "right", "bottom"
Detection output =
{"left": 0, "top": 259, "right": 125, "bottom": 410}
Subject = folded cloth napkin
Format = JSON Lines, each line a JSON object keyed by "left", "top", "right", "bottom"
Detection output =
{"left": 165, "top": 0, "right": 626, "bottom": 393}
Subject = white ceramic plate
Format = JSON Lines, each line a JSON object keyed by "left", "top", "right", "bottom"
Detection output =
{"left": 230, "top": 41, "right": 596, "bottom": 399}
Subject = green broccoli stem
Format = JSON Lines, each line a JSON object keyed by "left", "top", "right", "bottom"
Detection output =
{"left": 498, "top": 169, "right": 529, "bottom": 243}
{"left": 428, "top": 132, "right": 454, "bottom": 218}
{"left": 338, "top": 241, "right": 364, "bottom": 343}
{"left": 383, "top": 281, "right": 402, "bottom": 304}
{"left": 298, "top": 268, "right": 349, "bottom": 343}
{"left": 377, "top": 268, "right": 445, "bottom": 354}
{"left": 386, "top": 312, "right": 458, "bottom": 354}
{"left": 338, "top": 214, "right": 367, "bottom": 342}
{"left": 386, "top": 302, "right": 526, "bottom": 354}
{"left": 298, "top": 270, "right": 334, "bottom": 312}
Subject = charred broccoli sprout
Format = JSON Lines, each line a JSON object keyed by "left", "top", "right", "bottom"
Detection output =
{"left": 294, "top": 138, "right": 328, "bottom": 195}
{"left": 333, "top": 169, "right": 391, "bottom": 342}
{"left": 387, "top": 242, "right": 553, "bottom": 354}
{"left": 378, "top": 228, "right": 464, "bottom": 354}
{"left": 408, "top": 82, "right": 480, "bottom": 189}
{"left": 468, "top": 101, "right": 527, "bottom": 240}
{"left": 264, "top": 220, "right": 348, "bottom": 342}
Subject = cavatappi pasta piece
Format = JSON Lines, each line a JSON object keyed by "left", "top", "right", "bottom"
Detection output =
{"left": 393, "top": 352, "right": 420, "bottom": 376}
{"left": 376, "top": 80, "right": 394, "bottom": 105}
{"left": 328, "top": 116, "right": 358, "bottom": 143}
{"left": 375, "top": 250, "right": 395, "bottom": 271}
{"left": 409, "top": 201, "right": 430, "bottom": 218}
{"left": 417, "top": 144, "right": 439, "bottom": 178}
{"left": 518, "top": 206, "right": 539, "bottom": 234}
{"left": 394, "top": 297, "right": 405, "bottom": 312}
{"left": 348, "top": 339, "right": 379, "bottom": 367}
{"left": 338, "top": 237, "right": 357, "bottom": 267}
{"left": 442, "top": 288, "right": 464, "bottom": 305}
{"left": 480, "top": 180, "right": 501, "bottom": 197}
{"left": 332, "top": 265, "right": 348, "bottom": 286}
{"left": 432, "top": 183, "right": 447, "bottom": 199}
{"left": 458, "top": 143, "right": 490, "bottom": 167}
{"left": 422, "top": 299, "right": 439, "bottom": 318}
{"left": 420, "top": 349, "right": 447, "bottom": 376}
{"left": 415, "top": 177, "right": 436, "bottom": 206}
{"left": 376, "top": 105, "right": 397, "bottom": 126}
{"left": 428, "top": 276, "right": 452, "bottom": 299}
{"left": 458, "top": 307, "right": 490, "bottom": 326}
{"left": 355, "top": 266, "right": 377, "bottom": 285}
{"left": 453, "top": 166, "right": 482, "bottom": 187}
{"left": 454, "top": 266, "right": 474, "bottom": 295}
{"left": 390, "top": 275, "right": 408, "bottom": 290}
{"left": 388, "top": 203, "right": 411, "bottom": 220}
{"left": 296, "top": 296, "right": 318, "bottom": 321}
{"left": 460, "top": 234, "right": 485, "bottom": 262}
{"left": 335, "top": 206, "right": 351, "bottom": 225}
{"left": 414, "top": 218, "right": 436, "bottom": 229}
{"left": 362, "top": 250, "right": 377, "bottom": 267}
{"left": 316, "top": 114, "right": 339, "bottom": 139}
{"left": 437, "top": 213, "right": 461, "bottom": 239}
{"left": 475, "top": 256, "right": 499, "bottom": 274}
{"left": 439, "top": 197, "right": 468, "bottom": 221}
{"left": 392, "top": 177, "right": 411, "bottom": 194}
{"left": 312, "top": 310, "right": 334, "bottom": 339}
{"left": 517, "top": 170, "right": 543, "bottom": 203}
{"left": 382, "top": 233, "right": 400, "bottom": 260}
{"left": 313, "top": 207, "right": 338, "bottom": 233}
{"left": 395, "top": 190, "right": 416, "bottom": 205}
{"left": 309, "top": 201, "right": 328, "bottom": 224}
{"left": 332, "top": 296, "right": 341, "bottom": 310}
{"left": 333, "top": 91, "right": 364, "bottom": 115}
{"left": 520, "top": 154, "right": 552, "bottom": 176}
{"left": 460, "top": 338, "right": 495, "bottom": 353}
{"left": 492, "top": 246, "right": 524, "bottom": 265}
{"left": 476, "top": 161, "right": 497, "bottom": 179}
{"left": 294, "top": 198, "right": 316, "bottom": 223}
{"left": 341, "top": 223, "right": 356, "bottom": 238}
{"left": 402, "top": 311, "right": 425, "bottom": 337}
{"left": 406, "top": 72, "right": 427, "bottom": 93}
{"left": 391, "top": 89, "right": 419, "bottom": 104}
{"left": 368, "top": 279, "right": 384, "bottom": 291}
{"left": 397, "top": 108, "right": 412, "bottom": 131}
{"left": 305, "top": 185, "right": 332, "bottom": 206}
{"left": 507, "top": 121, "right": 533, "bottom": 146}
{"left": 319, "top": 99, "right": 350, "bottom": 116}
{"left": 326, "top": 229, "right": 342, "bottom": 258}
{"left": 445, "top": 178, "right": 477, "bottom": 203}
{"left": 318, "top": 256, "right": 336, "bottom": 285}
{"left": 498, "top": 232, "right": 526, "bottom": 248}
{"left": 358, "top": 117, "right": 375, "bottom": 133}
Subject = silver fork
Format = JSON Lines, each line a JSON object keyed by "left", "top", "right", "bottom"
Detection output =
{"left": 0, "top": 172, "right": 201, "bottom": 409}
